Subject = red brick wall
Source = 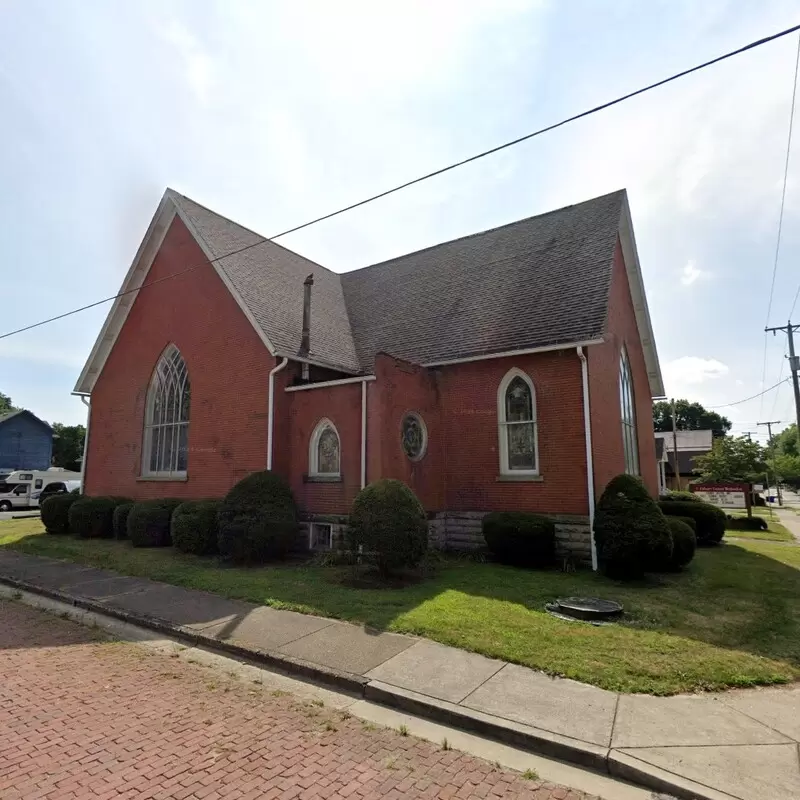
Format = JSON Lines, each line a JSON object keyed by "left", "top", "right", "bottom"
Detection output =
{"left": 86, "top": 215, "right": 273, "bottom": 499}
{"left": 285, "top": 381, "right": 363, "bottom": 515}
{"left": 438, "top": 351, "right": 589, "bottom": 515}
{"left": 372, "top": 355, "right": 445, "bottom": 510}
{"left": 588, "top": 239, "right": 658, "bottom": 497}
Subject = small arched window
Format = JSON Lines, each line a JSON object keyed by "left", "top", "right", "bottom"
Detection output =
{"left": 142, "top": 344, "right": 190, "bottom": 477}
{"left": 620, "top": 348, "right": 639, "bottom": 475}
{"left": 497, "top": 368, "right": 538, "bottom": 475}
{"left": 309, "top": 418, "right": 340, "bottom": 477}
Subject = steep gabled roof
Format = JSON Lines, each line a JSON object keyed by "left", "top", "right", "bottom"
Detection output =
{"left": 341, "top": 191, "right": 624, "bottom": 369}
{"left": 171, "top": 194, "right": 360, "bottom": 373}
{"left": 75, "top": 188, "right": 664, "bottom": 396}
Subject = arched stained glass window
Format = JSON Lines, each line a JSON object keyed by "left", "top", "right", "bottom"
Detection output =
{"left": 142, "top": 344, "right": 190, "bottom": 477}
{"left": 497, "top": 369, "right": 538, "bottom": 475}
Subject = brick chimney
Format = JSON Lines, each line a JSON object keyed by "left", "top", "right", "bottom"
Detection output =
{"left": 300, "top": 274, "right": 314, "bottom": 355}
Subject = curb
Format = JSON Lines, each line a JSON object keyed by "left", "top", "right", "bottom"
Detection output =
{"left": 0, "top": 571, "right": 726, "bottom": 800}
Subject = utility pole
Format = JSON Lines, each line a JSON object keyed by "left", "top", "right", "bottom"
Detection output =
{"left": 765, "top": 321, "right": 800, "bottom": 443}
{"left": 740, "top": 431, "right": 755, "bottom": 441}
{"left": 757, "top": 420, "right": 783, "bottom": 506}
{"left": 671, "top": 398, "right": 681, "bottom": 491}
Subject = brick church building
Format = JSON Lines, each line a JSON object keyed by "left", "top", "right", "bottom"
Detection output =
{"left": 74, "top": 188, "right": 663, "bottom": 564}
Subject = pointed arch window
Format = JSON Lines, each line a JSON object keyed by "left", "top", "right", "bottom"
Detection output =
{"left": 309, "top": 419, "right": 340, "bottom": 477}
{"left": 497, "top": 369, "right": 539, "bottom": 475}
{"left": 142, "top": 345, "right": 190, "bottom": 477}
{"left": 620, "top": 348, "right": 639, "bottom": 475}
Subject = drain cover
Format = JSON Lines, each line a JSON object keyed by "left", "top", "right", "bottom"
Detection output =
{"left": 549, "top": 597, "right": 623, "bottom": 622}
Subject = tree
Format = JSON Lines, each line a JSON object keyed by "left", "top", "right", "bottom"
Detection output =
{"left": 693, "top": 436, "right": 767, "bottom": 483}
{"left": 51, "top": 423, "right": 86, "bottom": 471}
{"left": 0, "top": 392, "right": 20, "bottom": 415}
{"left": 652, "top": 399, "right": 732, "bottom": 437}
{"left": 770, "top": 423, "right": 799, "bottom": 458}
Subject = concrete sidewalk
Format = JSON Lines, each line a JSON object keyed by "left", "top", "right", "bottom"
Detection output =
{"left": 773, "top": 508, "right": 800, "bottom": 543}
{"left": 0, "top": 549, "right": 798, "bottom": 800}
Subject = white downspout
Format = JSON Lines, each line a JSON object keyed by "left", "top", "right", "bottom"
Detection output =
{"left": 577, "top": 347, "right": 598, "bottom": 571}
{"left": 267, "top": 357, "right": 289, "bottom": 471}
{"left": 361, "top": 378, "right": 367, "bottom": 489}
{"left": 80, "top": 396, "right": 91, "bottom": 490}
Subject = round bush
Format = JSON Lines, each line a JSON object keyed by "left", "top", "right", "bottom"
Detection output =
{"left": 113, "top": 502, "right": 134, "bottom": 540}
{"left": 660, "top": 490, "right": 704, "bottom": 503}
{"left": 664, "top": 517, "right": 696, "bottom": 571}
{"left": 482, "top": 512, "right": 556, "bottom": 568}
{"left": 68, "top": 496, "right": 130, "bottom": 539}
{"left": 725, "top": 514, "right": 768, "bottom": 531}
{"left": 172, "top": 499, "right": 221, "bottom": 555}
{"left": 659, "top": 500, "right": 726, "bottom": 545}
{"left": 41, "top": 493, "right": 80, "bottom": 535}
{"left": 594, "top": 474, "right": 673, "bottom": 580}
{"left": 347, "top": 479, "right": 428, "bottom": 576}
{"left": 217, "top": 471, "right": 298, "bottom": 563}
{"left": 128, "top": 499, "right": 183, "bottom": 547}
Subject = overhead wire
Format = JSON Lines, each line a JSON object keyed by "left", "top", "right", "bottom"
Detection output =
{"left": 760, "top": 31, "right": 800, "bottom": 417}
{"left": 2, "top": 22, "right": 800, "bottom": 342}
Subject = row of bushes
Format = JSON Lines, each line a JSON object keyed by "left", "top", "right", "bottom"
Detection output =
{"left": 724, "top": 514, "right": 768, "bottom": 532}
{"left": 39, "top": 472, "right": 431, "bottom": 575}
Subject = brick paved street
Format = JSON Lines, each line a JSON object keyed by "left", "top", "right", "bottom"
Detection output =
{"left": 0, "top": 600, "right": 599, "bottom": 800}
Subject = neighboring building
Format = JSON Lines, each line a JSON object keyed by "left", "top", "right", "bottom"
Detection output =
{"left": 74, "top": 188, "right": 663, "bottom": 563}
{"left": 654, "top": 430, "right": 713, "bottom": 490}
{"left": 0, "top": 410, "right": 53, "bottom": 471}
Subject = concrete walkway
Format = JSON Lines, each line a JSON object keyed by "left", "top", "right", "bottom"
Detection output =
{"left": 773, "top": 507, "right": 800, "bottom": 544}
{"left": 0, "top": 550, "right": 798, "bottom": 800}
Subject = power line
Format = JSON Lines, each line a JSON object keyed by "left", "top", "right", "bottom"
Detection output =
{"left": 3, "top": 22, "right": 800, "bottom": 342}
{"left": 760, "top": 32, "right": 800, "bottom": 418}
{"left": 708, "top": 378, "right": 790, "bottom": 408}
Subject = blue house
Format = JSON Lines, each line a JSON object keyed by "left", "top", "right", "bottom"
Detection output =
{"left": 0, "top": 411, "right": 53, "bottom": 471}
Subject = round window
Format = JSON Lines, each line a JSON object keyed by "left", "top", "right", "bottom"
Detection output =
{"left": 401, "top": 413, "right": 427, "bottom": 461}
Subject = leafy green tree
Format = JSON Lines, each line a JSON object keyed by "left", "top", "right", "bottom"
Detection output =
{"left": 51, "top": 423, "right": 86, "bottom": 471}
{"left": 0, "top": 392, "right": 20, "bottom": 414}
{"left": 770, "top": 423, "right": 799, "bottom": 458}
{"left": 693, "top": 436, "right": 767, "bottom": 482}
{"left": 652, "top": 399, "right": 731, "bottom": 437}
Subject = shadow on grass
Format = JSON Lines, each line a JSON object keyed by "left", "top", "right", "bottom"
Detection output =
{"left": 2, "top": 525, "right": 799, "bottom": 692}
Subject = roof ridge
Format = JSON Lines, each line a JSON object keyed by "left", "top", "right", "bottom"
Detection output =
{"left": 166, "top": 188, "right": 340, "bottom": 276}
{"left": 342, "top": 189, "right": 626, "bottom": 280}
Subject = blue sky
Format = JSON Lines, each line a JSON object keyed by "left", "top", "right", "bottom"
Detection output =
{"left": 1, "top": 0, "right": 799, "bottom": 441}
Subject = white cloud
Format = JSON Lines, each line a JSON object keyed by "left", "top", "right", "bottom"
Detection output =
{"left": 158, "top": 19, "right": 215, "bottom": 104}
{"left": 664, "top": 356, "right": 729, "bottom": 391}
{"left": 0, "top": 339, "right": 85, "bottom": 370}
{"left": 680, "top": 259, "right": 710, "bottom": 286}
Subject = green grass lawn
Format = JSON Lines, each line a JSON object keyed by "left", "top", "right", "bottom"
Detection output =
{"left": 725, "top": 516, "right": 795, "bottom": 542}
{"left": 2, "top": 518, "right": 799, "bottom": 696}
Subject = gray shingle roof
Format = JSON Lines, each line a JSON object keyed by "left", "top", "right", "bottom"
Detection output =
{"left": 171, "top": 194, "right": 361, "bottom": 373}
{"left": 170, "top": 190, "right": 627, "bottom": 373}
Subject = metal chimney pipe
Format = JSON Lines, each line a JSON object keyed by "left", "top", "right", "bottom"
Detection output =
{"left": 300, "top": 274, "right": 314, "bottom": 355}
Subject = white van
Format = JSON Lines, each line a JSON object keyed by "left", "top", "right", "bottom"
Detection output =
{"left": 0, "top": 470, "right": 82, "bottom": 511}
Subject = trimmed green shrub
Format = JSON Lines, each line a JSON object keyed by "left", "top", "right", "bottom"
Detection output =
{"left": 594, "top": 474, "right": 673, "bottom": 580}
{"left": 347, "top": 479, "right": 428, "bottom": 576}
{"left": 661, "top": 490, "right": 704, "bottom": 503}
{"left": 664, "top": 517, "right": 696, "bottom": 571}
{"left": 172, "top": 499, "right": 221, "bottom": 555}
{"left": 128, "top": 499, "right": 183, "bottom": 548}
{"left": 659, "top": 500, "right": 726, "bottom": 545}
{"left": 725, "top": 514, "right": 768, "bottom": 531}
{"left": 217, "top": 472, "right": 298, "bottom": 563}
{"left": 482, "top": 512, "right": 556, "bottom": 568}
{"left": 674, "top": 515, "right": 697, "bottom": 534}
{"left": 68, "top": 496, "right": 131, "bottom": 539}
{"left": 41, "top": 493, "right": 80, "bottom": 535}
{"left": 113, "top": 502, "right": 134, "bottom": 540}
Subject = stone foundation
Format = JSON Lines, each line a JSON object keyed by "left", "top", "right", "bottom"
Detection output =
{"left": 299, "top": 510, "right": 593, "bottom": 565}
{"left": 429, "top": 511, "right": 592, "bottom": 565}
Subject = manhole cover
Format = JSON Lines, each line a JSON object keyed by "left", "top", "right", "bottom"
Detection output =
{"left": 551, "top": 597, "right": 623, "bottom": 621}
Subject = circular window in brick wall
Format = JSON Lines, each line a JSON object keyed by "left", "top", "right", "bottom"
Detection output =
{"left": 401, "top": 413, "right": 427, "bottom": 461}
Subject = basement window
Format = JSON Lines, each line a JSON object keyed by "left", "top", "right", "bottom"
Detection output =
{"left": 309, "top": 523, "right": 333, "bottom": 550}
